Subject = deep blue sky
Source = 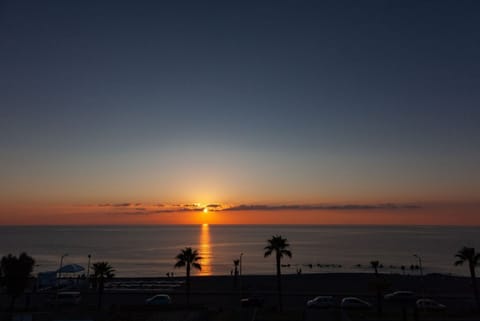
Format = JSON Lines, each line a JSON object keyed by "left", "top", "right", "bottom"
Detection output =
{"left": 1, "top": 1, "right": 479, "bottom": 210}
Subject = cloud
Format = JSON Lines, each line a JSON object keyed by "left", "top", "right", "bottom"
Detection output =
{"left": 98, "top": 203, "right": 111, "bottom": 207}
{"left": 223, "top": 203, "right": 421, "bottom": 211}
{"left": 97, "top": 201, "right": 421, "bottom": 216}
{"left": 113, "top": 203, "right": 131, "bottom": 207}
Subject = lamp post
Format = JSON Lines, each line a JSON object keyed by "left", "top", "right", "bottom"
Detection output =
{"left": 239, "top": 253, "right": 243, "bottom": 276}
{"left": 413, "top": 254, "right": 424, "bottom": 297}
{"left": 87, "top": 254, "right": 92, "bottom": 277}
{"left": 413, "top": 254, "right": 423, "bottom": 277}
{"left": 239, "top": 253, "right": 244, "bottom": 301}
{"left": 58, "top": 253, "right": 68, "bottom": 286}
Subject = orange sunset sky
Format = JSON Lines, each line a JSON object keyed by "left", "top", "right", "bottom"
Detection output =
{"left": 1, "top": 1, "right": 479, "bottom": 225}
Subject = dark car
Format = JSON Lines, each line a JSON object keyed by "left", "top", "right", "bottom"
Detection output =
{"left": 145, "top": 294, "right": 172, "bottom": 305}
{"left": 416, "top": 298, "right": 446, "bottom": 311}
{"left": 384, "top": 291, "right": 416, "bottom": 303}
{"left": 306, "top": 296, "right": 335, "bottom": 309}
{"left": 241, "top": 296, "right": 264, "bottom": 307}
{"left": 341, "top": 297, "right": 372, "bottom": 310}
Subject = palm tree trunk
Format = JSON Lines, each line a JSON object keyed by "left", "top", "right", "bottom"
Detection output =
{"left": 470, "top": 263, "right": 480, "bottom": 311}
{"left": 276, "top": 253, "right": 282, "bottom": 311}
{"left": 9, "top": 295, "right": 16, "bottom": 312}
{"left": 375, "top": 274, "right": 383, "bottom": 315}
{"left": 186, "top": 264, "right": 191, "bottom": 305}
{"left": 97, "top": 277, "right": 104, "bottom": 311}
{"left": 234, "top": 268, "right": 238, "bottom": 289}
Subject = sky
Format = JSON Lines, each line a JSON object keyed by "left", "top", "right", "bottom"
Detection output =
{"left": 0, "top": 1, "right": 479, "bottom": 225}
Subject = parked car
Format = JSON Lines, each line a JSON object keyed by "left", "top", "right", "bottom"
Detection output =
{"left": 241, "top": 296, "right": 264, "bottom": 307}
{"left": 384, "top": 291, "right": 415, "bottom": 302}
{"left": 416, "top": 298, "right": 446, "bottom": 311}
{"left": 56, "top": 291, "right": 81, "bottom": 305}
{"left": 145, "top": 294, "right": 172, "bottom": 305}
{"left": 341, "top": 297, "right": 372, "bottom": 310}
{"left": 306, "top": 296, "right": 335, "bottom": 309}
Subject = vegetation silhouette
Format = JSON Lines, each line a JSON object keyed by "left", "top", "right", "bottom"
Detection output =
{"left": 92, "top": 261, "right": 115, "bottom": 310}
{"left": 0, "top": 252, "right": 35, "bottom": 312}
{"left": 233, "top": 259, "right": 240, "bottom": 288}
{"left": 454, "top": 246, "right": 480, "bottom": 311}
{"left": 174, "top": 247, "right": 202, "bottom": 305}
{"left": 264, "top": 235, "right": 292, "bottom": 311}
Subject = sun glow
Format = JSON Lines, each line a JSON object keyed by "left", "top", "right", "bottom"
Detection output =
{"left": 203, "top": 207, "right": 208, "bottom": 213}
{"left": 199, "top": 224, "right": 212, "bottom": 275}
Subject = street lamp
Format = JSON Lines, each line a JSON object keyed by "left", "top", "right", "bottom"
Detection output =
{"left": 58, "top": 253, "right": 68, "bottom": 286}
{"left": 239, "top": 253, "right": 244, "bottom": 300}
{"left": 413, "top": 254, "right": 423, "bottom": 277}
{"left": 87, "top": 254, "right": 92, "bottom": 277}
{"left": 239, "top": 253, "right": 243, "bottom": 276}
{"left": 413, "top": 254, "right": 424, "bottom": 297}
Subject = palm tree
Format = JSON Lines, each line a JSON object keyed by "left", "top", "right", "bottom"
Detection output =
{"left": 264, "top": 235, "right": 292, "bottom": 310}
{"left": 91, "top": 261, "right": 115, "bottom": 310}
{"left": 454, "top": 246, "right": 480, "bottom": 310}
{"left": 233, "top": 259, "right": 240, "bottom": 288}
{"left": 0, "top": 253, "right": 35, "bottom": 312}
{"left": 370, "top": 260, "right": 383, "bottom": 314}
{"left": 370, "top": 260, "right": 380, "bottom": 276}
{"left": 174, "top": 247, "right": 202, "bottom": 304}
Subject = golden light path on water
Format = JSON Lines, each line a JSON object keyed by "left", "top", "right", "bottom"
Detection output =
{"left": 199, "top": 224, "right": 212, "bottom": 276}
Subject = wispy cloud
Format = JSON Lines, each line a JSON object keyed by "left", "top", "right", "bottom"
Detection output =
{"left": 91, "top": 201, "right": 421, "bottom": 216}
{"left": 224, "top": 203, "right": 421, "bottom": 211}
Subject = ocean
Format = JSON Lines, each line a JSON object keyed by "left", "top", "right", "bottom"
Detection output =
{"left": 0, "top": 225, "right": 478, "bottom": 277}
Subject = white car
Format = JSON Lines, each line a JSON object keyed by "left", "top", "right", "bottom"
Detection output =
{"left": 384, "top": 291, "right": 415, "bottom": 301}
{"left": 341, "top": 297, "right": 372, "bottom": 310}
{"left": 416, "top": 298, "right": 446, "bottom": 311}
{"left": 145, "top": 294, "right": 172, "bottom": 305}
{"left": 306, "top": 296, "right": 335, "bottom": 308}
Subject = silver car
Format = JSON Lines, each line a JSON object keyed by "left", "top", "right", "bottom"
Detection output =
{"left": 416, "top": 298, "right": 446, "bottom": 311}
{"left": 307, "top": 296, "right": 335, "bottom": 309}
{"left": 341, "top": 297, "right": 372, "bottom": 310}
{"left": 145, "top": 294, "right": 172, "bottom": 305}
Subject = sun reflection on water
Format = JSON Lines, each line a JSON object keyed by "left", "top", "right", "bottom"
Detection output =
{"left": 199, "top": 224, "right": 212, "bottom": 276}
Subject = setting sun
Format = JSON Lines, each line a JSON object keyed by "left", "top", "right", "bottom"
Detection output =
{"left": 203, "top": 207, "right": 208, "bottom": 213}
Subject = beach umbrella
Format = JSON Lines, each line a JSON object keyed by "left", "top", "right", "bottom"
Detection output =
{"left": 57, "top": 263, "right": 85, "bottom": 273}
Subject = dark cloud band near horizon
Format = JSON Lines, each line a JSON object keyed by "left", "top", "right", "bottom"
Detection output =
{"left": 97, "top": 202, "right": 422, "bottom": 216}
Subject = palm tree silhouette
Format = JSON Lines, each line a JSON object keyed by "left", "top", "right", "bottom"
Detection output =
{"left": 0, "top": 252, "right": 35, "bottom": 312}
{"left": 92, "top": 261, "right": 115, "bottom": 310}
{"left": 233, "top": 259, "right": 240, "bottom": 288}
{"left": 264, "top": 235, "right": 292, "bottom": 310}
{"left": 370, "top": 260, "right": 380, "bottom": 276}
{"left": 454, "top": 246, "right": 480, "bottom": 310}
{"left": 174, "top": 247, "right": 202, "bottom": 305}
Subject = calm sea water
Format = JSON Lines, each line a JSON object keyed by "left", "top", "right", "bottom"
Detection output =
{"left": 0, "top": 225, "right": 478, "bottom": 277}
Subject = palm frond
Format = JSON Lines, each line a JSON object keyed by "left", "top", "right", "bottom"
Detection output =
{"left": 264, "top": 249, "right": 273, "bottom": 257}
{"left": 192, "top": 262, "right": 202, "bottom": 270}
{"left": 474, "top": 253, "right": 480, "bottom": 266}
{"left": 454, "top": 259, "right": 464, "bottom": 266}
{"left": 174, "top": 260, "right": 186, "bottom": 267}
